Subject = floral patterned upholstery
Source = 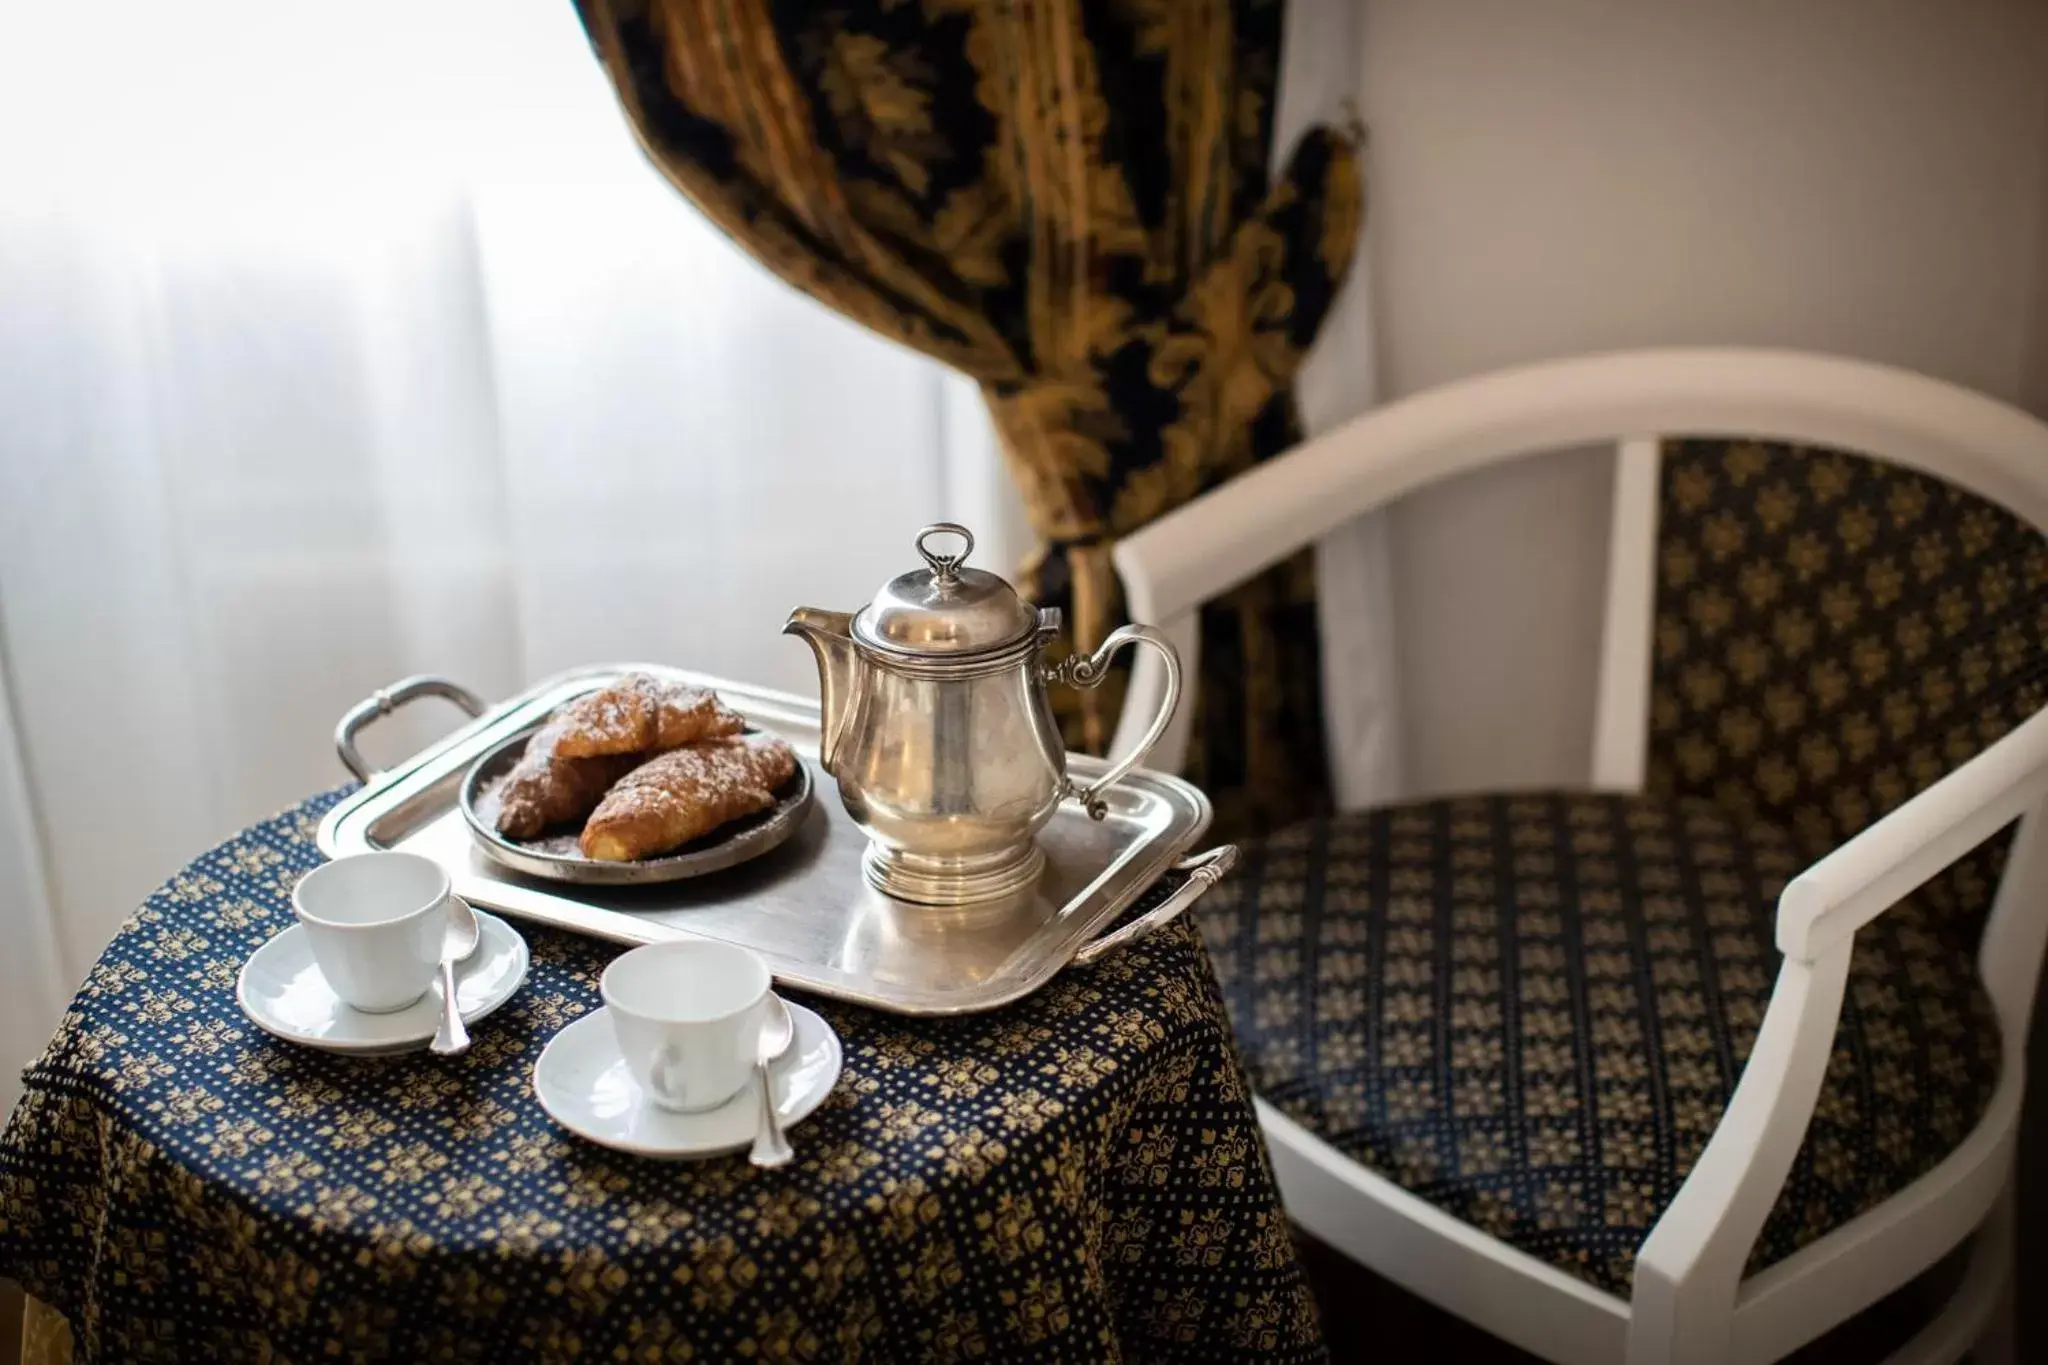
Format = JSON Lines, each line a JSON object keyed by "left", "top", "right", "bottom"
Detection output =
{"left": 1, "top": 792, "right": 1323, "bottom": 1362}
{"left": 1200, "top": 791, "right": 2001, "bottom": 1296}
{"left": 1202, "top": 440, "right": 2048, "bottom": 1297}
{"left": 1647, "top": 439, "right": 2048, "bottom": 929}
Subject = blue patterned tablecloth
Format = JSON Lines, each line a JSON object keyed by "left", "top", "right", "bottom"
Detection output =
{"left": 1, "top": 789, "right": 1322, "bottom": 1363}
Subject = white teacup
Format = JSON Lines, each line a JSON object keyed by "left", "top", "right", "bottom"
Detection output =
{"left": 602, "top": 941, "right": 771, "bottom": 1113}
{"left": 292, "top": 851, "right": 450, "bottom": 1014}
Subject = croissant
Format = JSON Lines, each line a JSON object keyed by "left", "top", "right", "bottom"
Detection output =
{"left": 551, "top": 673, "right": 745, "bottom": 758}
{"left": 493, "top": 675, "right": 747, "bottom": 838}
{"left": 492, "top": 716, "right": 638, "bottom": 839}
{"left": 581, "top": 733, "right": 798, "bottom": 861}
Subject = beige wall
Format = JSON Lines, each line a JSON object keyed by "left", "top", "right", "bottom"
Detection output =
{"left": 1359, "top": 0, "right": 2048, "bottom": 797}
{"left": 2029, "top": 92, "right": 2048, "bottom": 420}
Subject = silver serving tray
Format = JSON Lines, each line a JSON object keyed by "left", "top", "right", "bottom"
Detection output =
{"left": 317, "top": 666, "right": 1225, "bottom": 1016}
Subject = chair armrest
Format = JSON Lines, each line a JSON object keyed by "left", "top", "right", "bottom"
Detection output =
{"left": 1775, "top": 706, "right": 2048, "bottom": 962}
{"left": 1629, "top": 945, "right": 1855, "bottom": 1364}
{"left": 1631, "top": 704, "right": 2048, "bottom": 1361}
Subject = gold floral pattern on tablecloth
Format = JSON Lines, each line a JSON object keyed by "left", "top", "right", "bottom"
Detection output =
{"left": 0, "top": 789, "right": 1320, "bottom": 1363}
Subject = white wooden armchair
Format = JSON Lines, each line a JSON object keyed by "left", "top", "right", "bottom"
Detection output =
{"left": 1108, "top": 349, "right": 2048, "bottom": 1365}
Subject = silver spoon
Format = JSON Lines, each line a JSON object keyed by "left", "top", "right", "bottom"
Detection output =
{"left": 430, "top": 897, "right": 482, "bottom": 1056}
{"left": 749, "top": 995, "right": 796, "bottom": 1168}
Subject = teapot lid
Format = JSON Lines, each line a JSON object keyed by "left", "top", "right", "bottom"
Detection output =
{"left": 853, "top": 523, "right": 1040, "bottom": 657}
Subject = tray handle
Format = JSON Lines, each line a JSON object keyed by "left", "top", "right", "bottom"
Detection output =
{"left": 1071, "top": 844, "right": 1238, "bottom": 967}
{"left": 335, "top": 676, "right": 488, "bottom": 782}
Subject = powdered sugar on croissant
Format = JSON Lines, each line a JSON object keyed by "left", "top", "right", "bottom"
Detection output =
{"left": 580, "top": 733, "right": 798, "bottom": 861}
{"left": 494, "top": 674, "right": 745, "bottom": 838}
{"left": 551, "top": 673, "right": 746, "bottom": 758}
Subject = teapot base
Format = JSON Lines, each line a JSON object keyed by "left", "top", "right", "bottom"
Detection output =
{"left": 863, "top": 842, "right": 1046, "bottom": 906}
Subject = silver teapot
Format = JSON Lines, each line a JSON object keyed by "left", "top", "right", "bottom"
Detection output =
{"left": 786, "top": 523, "right": 1182, "bottom": 905}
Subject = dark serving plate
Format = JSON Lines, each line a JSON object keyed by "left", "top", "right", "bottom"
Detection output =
{"left": 460, "top": 727, "right": 813, "bottom": 887}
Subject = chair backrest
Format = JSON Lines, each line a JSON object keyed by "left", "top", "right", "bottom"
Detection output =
{"left": 1642, "top": 436, "right": 2048, "bottom": 942}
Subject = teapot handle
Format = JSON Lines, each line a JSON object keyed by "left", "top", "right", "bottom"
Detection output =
{"left": 1046, "top": 624, "right": 1183, "bottom": 820}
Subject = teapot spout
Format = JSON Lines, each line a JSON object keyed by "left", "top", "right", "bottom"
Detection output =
{"left": 782, "top": 607, "right": 859, "bottom": 770}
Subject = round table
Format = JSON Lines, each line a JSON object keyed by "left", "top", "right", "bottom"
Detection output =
{"left": 1, "top": 789, "right": 1323, "bottom": 1363}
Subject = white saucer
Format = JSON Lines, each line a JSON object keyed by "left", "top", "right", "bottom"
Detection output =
{"left": 236, "top": 909, "right": 529, "bottom": 1055}
{"left": 533, "top": 1000, "right": 841, "bottom": 1160}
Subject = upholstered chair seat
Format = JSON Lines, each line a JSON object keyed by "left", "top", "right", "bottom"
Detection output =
{"left": 1200, "top": 789, "right": 2001, "bottom": 1297}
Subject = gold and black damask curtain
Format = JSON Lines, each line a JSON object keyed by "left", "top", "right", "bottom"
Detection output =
{"left": 576, "top": 0, "right": 1362, "bottom": 834}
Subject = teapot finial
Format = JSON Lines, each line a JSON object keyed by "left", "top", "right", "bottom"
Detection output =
{"left": 914, "top": 523, "right": 973, "bottom": 584}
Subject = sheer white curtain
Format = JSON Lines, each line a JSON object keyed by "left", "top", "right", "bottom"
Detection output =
{"left": 1280, "top": 0, "right": 1405, "bottom": 811}
{"left": 0, "top": 0, "right": 1020, "bottom": 1114}
{"left": 0, "top": 0, "right": 1391, "bottom": 1118}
